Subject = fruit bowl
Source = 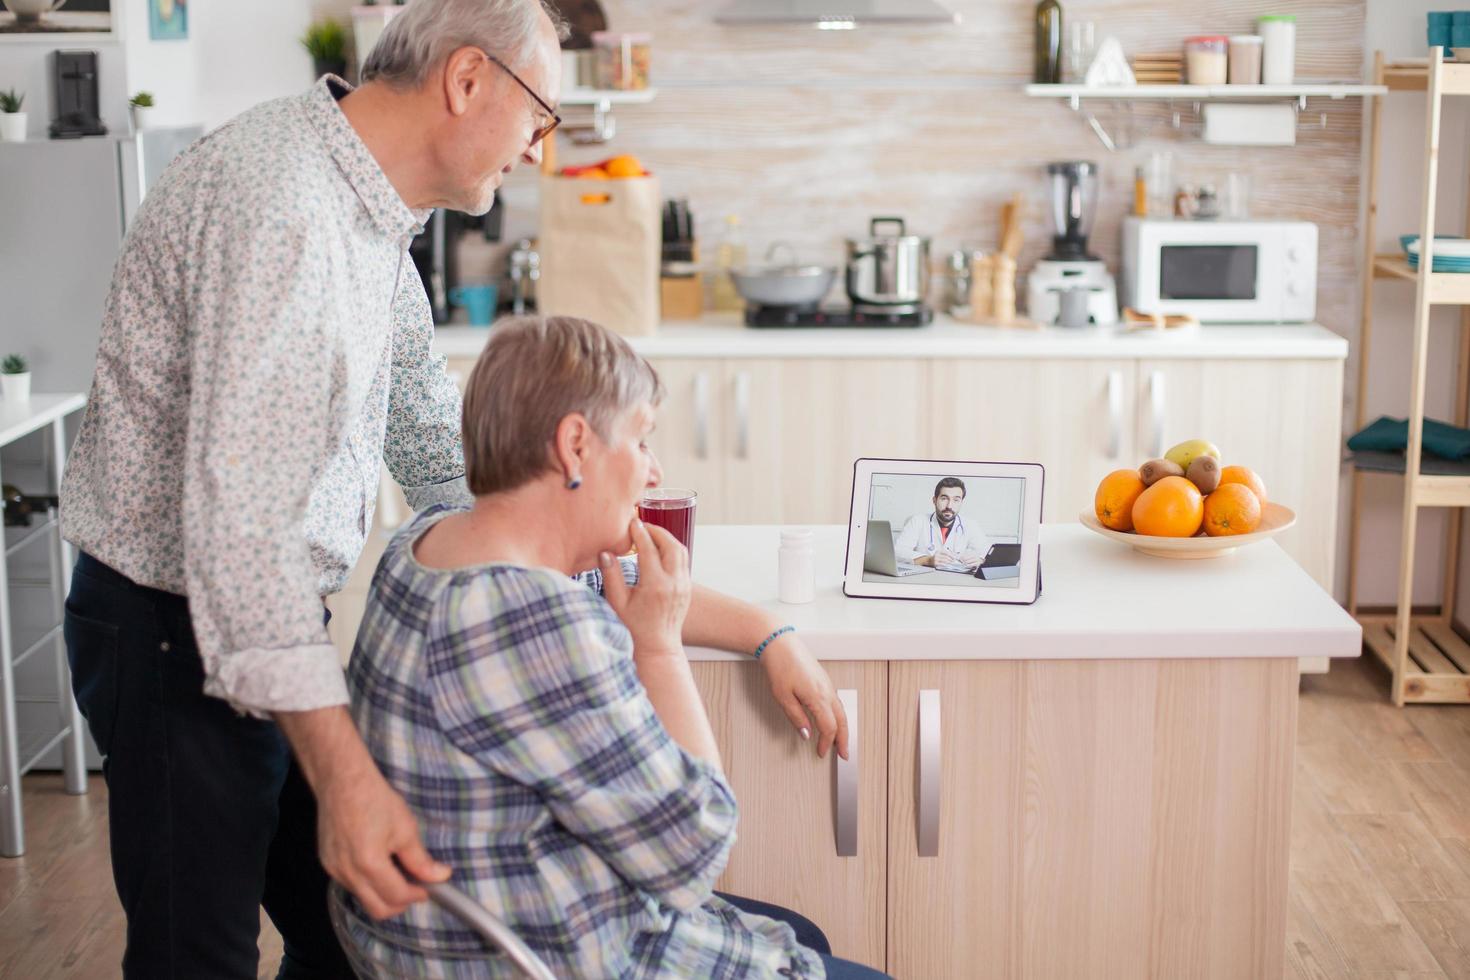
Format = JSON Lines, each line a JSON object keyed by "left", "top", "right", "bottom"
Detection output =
{"left": 1079, "top": 503, "right": 1297, "bottom": 560}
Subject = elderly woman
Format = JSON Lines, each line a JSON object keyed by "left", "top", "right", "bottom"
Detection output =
{"left": 333, "top": 316, "right": 889, "bottom": 979}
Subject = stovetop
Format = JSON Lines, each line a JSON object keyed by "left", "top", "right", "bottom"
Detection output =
{"left": 744, "top": 304, "right": 934, "bottom": 329}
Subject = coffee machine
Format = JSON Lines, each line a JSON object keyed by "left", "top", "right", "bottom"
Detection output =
{"left": 1026, "top": 161, "right": 1118, "bottom": 327}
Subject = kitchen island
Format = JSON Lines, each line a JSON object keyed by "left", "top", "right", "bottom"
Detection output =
{"left": 683, "top": 523, "right": 1359, "bottom": 979}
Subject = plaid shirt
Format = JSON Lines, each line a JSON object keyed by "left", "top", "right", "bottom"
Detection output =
{"left": 337, "top": 506, "right": 825, "bottom": 979}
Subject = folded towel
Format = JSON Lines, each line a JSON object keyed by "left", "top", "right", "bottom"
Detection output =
{"left": 1347, "top": 416, "right": 1470, "bottom": 460}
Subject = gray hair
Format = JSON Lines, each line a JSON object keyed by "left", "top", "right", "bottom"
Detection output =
{"left": 361, "top": 0, "right": 568, "bottom": 88}
{"left": 462, "top": 316, "right": 665, "bottom": 496}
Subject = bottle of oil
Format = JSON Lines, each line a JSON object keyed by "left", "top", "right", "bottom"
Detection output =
{"left": 1034, "top": 0, "right": 1063, "bottom": 84}
{"left": 711, "top": 214, "right": 747, "bottom": 313}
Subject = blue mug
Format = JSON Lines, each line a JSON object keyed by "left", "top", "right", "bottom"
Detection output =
{"left": 449, "top": 284, "right": 498, "bottom": 326}
{"left": 1430, "top": 11, "right": 1453, "bottom": 48}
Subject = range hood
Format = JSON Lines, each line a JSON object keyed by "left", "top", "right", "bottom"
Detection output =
{"left": 715, "top": 0, "right": 959, "bottom": 27}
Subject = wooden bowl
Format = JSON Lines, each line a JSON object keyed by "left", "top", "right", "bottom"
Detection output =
{"left": 1078, "top": 502, "right": 1296, "bottom": 559}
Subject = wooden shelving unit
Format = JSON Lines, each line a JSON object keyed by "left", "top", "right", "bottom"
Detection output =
{"left": 1346, "top": 51, "right": 1470, "bottom": 704}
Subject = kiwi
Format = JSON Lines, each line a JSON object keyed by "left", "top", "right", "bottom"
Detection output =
{"left": 1139, "top": 458, "right": 1183, "bottom": 486}
{"left": 1186, "top": 455, "right": 1221, "bottom": 494}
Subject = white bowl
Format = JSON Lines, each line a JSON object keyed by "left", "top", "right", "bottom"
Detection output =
{"left": 1407, "top": 237, "right": 1470, "bottom": 259}
{"left": 1078, "top": 502, "right": 1296, "bottom": 559}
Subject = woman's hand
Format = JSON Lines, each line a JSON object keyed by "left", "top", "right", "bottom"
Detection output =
{"left": 761, "top": 633, "right": 849, "bottom": 761}
{"left": 601, "top": 518, "right": 691, "bottom": 658}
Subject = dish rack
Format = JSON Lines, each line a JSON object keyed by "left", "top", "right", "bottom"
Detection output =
{"left": 1346, "top": 49, "right": 1470, "bottom": 704}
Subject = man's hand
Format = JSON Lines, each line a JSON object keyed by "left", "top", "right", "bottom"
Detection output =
{"left": 276, "top": 707, "right": 451, "bottom": 920}
{"left": 761, "top": 633, "right": 850, "bottom": 761}
{"left": 912, "top": 554, "right": 935, "bottom": 567}
{"left": 315, "top": 763, "right": 450, "bottom": 919}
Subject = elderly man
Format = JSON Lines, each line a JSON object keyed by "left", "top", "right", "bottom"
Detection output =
{"left": 59, "top": 1, "right": 845, "bottom": 976}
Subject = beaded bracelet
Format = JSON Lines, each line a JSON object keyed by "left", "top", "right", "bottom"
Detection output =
{"left": 753, "top": 625, "right": 796, "bottom": 661}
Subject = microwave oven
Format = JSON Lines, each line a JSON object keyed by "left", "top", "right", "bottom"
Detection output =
{"left": 1121, "top": 217, "right": 1317, "bottom": 323}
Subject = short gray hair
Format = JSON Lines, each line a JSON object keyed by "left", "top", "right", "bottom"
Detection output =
{"left": 361, "top": 0, "right": 568, "bottom": 88}
{"left": 462, "top": 316, "right": 665, "bottom": 496}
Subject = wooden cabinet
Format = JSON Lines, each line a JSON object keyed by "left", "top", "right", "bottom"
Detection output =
{"left": 725, "top": 359, "right": 928, "bottom": 525}
{"left": 646, "top": 358, "right": 928, "bottom": 526}
{"left": 643, "top": 359, "right": 730, "bottom": 522}
{"left": 884, "top": 658, "right": 1296, "bottom": 980}
{"left": 930, "top": 360, "right": 1136, "bottom": 523}
{"left": 1135, "top": 359, "right": 1342, "bottom": 591}
{"left": 689, "top": 661, "right": 888, "bottom": 967}
{"left": 692, "top": 657, "right": 1298, "bottom": 979}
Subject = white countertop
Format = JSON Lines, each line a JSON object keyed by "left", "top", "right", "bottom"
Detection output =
{"left": 433, "top": 315, "right": 1349, "bottom": 361}
{"left": 0, "top": 393, "right": 86, "bottom": 448}
{"left": 685, "top": 524, "right": 1360, "bottom": 662}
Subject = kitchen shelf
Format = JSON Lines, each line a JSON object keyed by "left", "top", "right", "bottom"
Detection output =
{"left": 3, "top": 514, "right": 56, "bottom": 559}
{"left": 1025, "top": 82, "right": 1387, "bottom": 107}
{"left": 1346, "top": 49, "right": 1470, "bottom": 705}
{"left": 1348, "top": 450, "right": 1470, "bottom": 478}
{"left": 1373, "top": 254, "right": 1417, "bottom": 281}
{"left": 0, "top": 391, "right": 87, "bottom": 856}
{"left": 551, "top": 89, "right": 658, "bottom": 146}
{"left": 560, "top": 88, "right": 658, "bottom": 106}
{"left": 1360, "top": 618, "right": 1470, "bottom": 702}
{"left": 1372, "top": 253, "right": 1470, "bottom": 302}
{"left": 1026, "top": 81, "right": 1385, "bottom": 150}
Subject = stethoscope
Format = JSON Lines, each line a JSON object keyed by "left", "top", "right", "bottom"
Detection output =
{"left": 925, "top": 513, "right": 966, "bottom": 552}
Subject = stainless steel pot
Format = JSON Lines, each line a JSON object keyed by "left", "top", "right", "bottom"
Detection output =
{"left": 845, "top": 217, "right": 931, "bottom": 310}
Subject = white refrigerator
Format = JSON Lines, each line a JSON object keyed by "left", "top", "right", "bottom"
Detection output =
{"left": 0, "top": 127, "right": 201, "bottom": 770}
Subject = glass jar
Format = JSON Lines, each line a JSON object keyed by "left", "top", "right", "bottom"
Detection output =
{"left": 1184, "top": 36, "right": 1228, "bottom": 86}
{"left": 592, "top": 32, "right": 652, "bottom": 91}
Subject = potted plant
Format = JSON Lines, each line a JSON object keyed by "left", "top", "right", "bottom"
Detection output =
{"left": 2, "top": 355, "right": 31, "bottom": 411}
{"left": 302, "top": 19, "right": 349, "bottom": 80}
{"left": 0, "top": 89, "right": 26, "bottom": 143}
{"left": 129, "top": 91, "right": 155, "bottom": 132}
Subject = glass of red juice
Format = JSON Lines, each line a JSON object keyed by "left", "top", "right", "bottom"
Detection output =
{"left": 638, "top": 488, "right": 698, "bottom": 561}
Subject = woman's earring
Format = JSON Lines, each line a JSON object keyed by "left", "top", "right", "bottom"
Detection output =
{"left": 566, "top": 474, "right": 582, "bottom": 491}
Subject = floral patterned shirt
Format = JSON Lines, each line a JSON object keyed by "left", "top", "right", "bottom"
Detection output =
{"left": 60, "top": 77, "right": 470, "bottom": 717}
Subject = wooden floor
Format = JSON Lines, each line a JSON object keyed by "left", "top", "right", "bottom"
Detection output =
{"left": 6, "top": 654, "right": 1470, "bottom": 978}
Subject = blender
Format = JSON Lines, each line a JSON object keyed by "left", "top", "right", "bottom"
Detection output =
{"left": 1027, "top": 161, "right": 1119, "bottom": 327}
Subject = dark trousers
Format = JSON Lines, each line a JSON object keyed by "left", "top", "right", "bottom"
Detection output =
{"left": 64, "top": 553, "right": 352, "bottom": 980}
{"left": 718, "top": 893, "right": 892, "bottom": 979}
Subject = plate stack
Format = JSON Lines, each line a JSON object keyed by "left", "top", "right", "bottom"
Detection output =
{"left": 1131, "top": 52, "right": 1184, "bottom": 84}
{"left": 1404, "top": 235, "right": 1470, "bottom": 273}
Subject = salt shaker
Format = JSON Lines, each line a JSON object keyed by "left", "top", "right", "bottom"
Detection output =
{"left": 778, "top": 528, "right": 815, "bottom": 604}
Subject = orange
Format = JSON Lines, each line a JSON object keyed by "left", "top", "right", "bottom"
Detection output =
{"left": 1202, "top": 483, "right": 1262, "bottom": 536}
{"left": 1131, "top": 476, "right": 1204, "bottom": 537}
{"left": 1095, "top": 469, "right": 1146, "bottom": 532}
{"left": 1218, "top": 465, "right": 1267, "bottom": 505}
{"left": 604, "top": 154, "right": 645, "bottom": 178}
{"left": 579, "top": 168, "right": 611, "bottom": 180}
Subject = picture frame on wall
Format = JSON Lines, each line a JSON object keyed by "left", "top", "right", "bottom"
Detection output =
{"left": 148, "top": 0, "right": 185, "bottom": 41}
{"left": 0, "top": 0, "right": 114, "bottom": 38}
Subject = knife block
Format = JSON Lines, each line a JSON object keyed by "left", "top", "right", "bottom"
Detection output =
{"left": 660, "top": 275, "right": 703, "bottom": 321}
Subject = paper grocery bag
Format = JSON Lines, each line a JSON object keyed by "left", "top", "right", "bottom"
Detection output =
{"left": 537, "top": 175, "right": 661, "bottom": 337}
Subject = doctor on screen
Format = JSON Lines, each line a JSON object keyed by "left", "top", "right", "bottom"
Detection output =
{"left": 895, "top": 477, "right": 993, "bottom": 571}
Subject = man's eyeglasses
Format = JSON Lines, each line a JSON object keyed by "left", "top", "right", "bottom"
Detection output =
{"left": 482, "top": 50, "right": 561, "bottom": 146}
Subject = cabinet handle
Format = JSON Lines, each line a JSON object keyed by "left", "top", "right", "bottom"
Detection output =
{"left": 918, "top": 688, "right": 941, "bottom": 857}
{"left": 693, "top": 371, "right": 710, "bottom": 460}
{"left": 835, "top": 688, "right": 858, "bottom": 857}
{"left": 1148, "top": 370, "right": 1166, "bottom": 458}
{"left": 1106, "top": 369, "right": 1123, "bottom": 460}
{"left": 734, "top": 371, "right": 751, "bottom": 460}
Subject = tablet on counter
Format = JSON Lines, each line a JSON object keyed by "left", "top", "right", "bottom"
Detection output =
{"left": 843, "top": 458, "right": 1043, "bottom": 606}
